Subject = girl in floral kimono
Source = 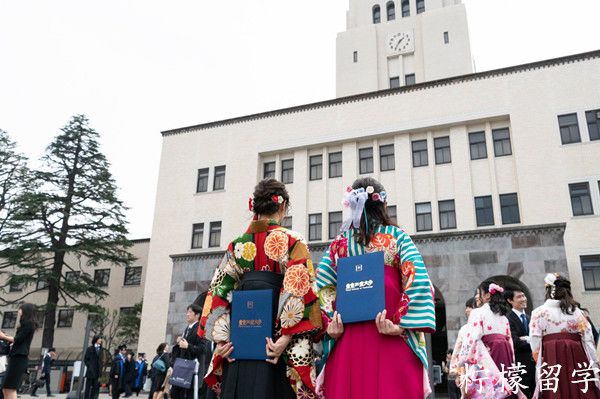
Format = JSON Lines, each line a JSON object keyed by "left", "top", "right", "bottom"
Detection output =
{"left": 315, "top": 177, "right": 436, "bottom": 399}
{"left": 529, "top": 274, "right": 600, "bottom": 399}
{"left": 199, "top": 178, "right": 323, "bottom": 399}
{"left": 457, "top": 280, "right": 518, "bottom": 399}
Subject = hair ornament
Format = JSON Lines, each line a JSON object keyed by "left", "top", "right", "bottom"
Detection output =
{"left": 248, "top": 197, "right": 254, "bottom": 211}
{"left": 545, "top": 273, "right": 559, "bottom": 299}
{"left": 366, "top": 186, "right": 375, "bottom": 194}
{"left": 272, "top": 195, "right": 284, "bottom": 203}
{"left": 488, "top": 283, "right": 504, "bottom": 294}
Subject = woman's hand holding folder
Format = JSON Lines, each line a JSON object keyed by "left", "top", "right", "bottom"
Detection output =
{"left": 217, "top": 341, "right": 236, "bottom": 362}
{"left": 265, "top": 335, "right": 292, "bottom": 364}
{"left": 327, "top": 311, "right": 344, "bottom": 339}
{"left": 375, "top": 309, "right": 405, "bottom": 336}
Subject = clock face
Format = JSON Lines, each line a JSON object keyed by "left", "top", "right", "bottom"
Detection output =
{"left": 387, "top": 31, "right": 414, "bottom": 55}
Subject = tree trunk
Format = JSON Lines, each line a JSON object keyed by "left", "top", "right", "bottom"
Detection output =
{"left": 41, "top": 251, "right": 65, "bottom": 348}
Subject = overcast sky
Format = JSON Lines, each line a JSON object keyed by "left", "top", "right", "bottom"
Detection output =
{"left": 1, "top": 0, "right": 599, "bottom": 239}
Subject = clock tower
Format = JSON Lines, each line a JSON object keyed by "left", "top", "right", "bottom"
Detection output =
{"left": 336, "top": 0, "right": 473, "bottom": 97}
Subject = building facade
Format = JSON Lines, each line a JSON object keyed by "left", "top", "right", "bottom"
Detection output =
{"left": 139, "top": 0, "right": 600, "bottom": 365}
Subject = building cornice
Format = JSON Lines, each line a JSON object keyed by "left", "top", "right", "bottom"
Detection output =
{"left": 161, "top": 50, "right": 600, "bottom": 137}
{"left": 412, "top": 223, "right": 566, "bottom": 244}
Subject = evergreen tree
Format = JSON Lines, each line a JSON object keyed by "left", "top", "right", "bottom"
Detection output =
{"left": 0, "top": 115, "right": 135, "bottom": 348}
{"left": 0, "top": 129, "right": 29, "bottom": 235}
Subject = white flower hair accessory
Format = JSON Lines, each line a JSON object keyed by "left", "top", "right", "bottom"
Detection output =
{"left": 545, "top": 273, "right": 559, "bottom": 299}
{"left": 488, "top": 283, "right": 504, "bottom": 294}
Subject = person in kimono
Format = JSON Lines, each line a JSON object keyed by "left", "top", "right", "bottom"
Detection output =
{"left": 199, "top": 178, "right": 323, "bottom": 399}
{"left": 315, "top": 177, "right": 436, "bottom": 399}
{"left": 449, "top": 297, "right": 478, "bottom": 399}
{"left": 457, "top": 280, "right": 517, "bottom": 399}
{"left": 529, "top": 274, "right": 600, "bottom": 399}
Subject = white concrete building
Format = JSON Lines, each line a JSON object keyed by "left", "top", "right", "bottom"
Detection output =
{"left": 139, "top": 0, "right": 600, "bottom": 367}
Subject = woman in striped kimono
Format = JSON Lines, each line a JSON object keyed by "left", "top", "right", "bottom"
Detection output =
{"left": 315, "top": 177, "right": 436, "bottom": 399}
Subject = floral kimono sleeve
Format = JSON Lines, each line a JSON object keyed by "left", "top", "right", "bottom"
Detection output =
{"left": 576, "top": 309, "right": 599, "bottom": 366}
{"left": 449, "top": 326, "right": 466, "bottom": 376}
{"left": 458, "top": 310, "right": 484, "bottom": 367}
{"left": 199, "top": 243, "right": 242, "bottom": 342}
{"left": 529, "top": 308, "right": 545, "bottom": 363}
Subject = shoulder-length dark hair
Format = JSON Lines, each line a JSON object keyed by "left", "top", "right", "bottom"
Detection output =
{"left": 19, "top": 302, "right": 38, "bottom": 329}
{"left": 478, "top": 280, "right": 509, "bottom": 316}
{"left": 156, "top": 342, "right": 168, "bottom": 354}
{"left": 547, "top": 275, "right": 585, "bottom": 315}
{"left": 351, "top": 177, "right": 397, "bottom": 246}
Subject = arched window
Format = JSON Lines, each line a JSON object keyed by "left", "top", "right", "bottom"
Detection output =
{"left": 417, "top": 0, "right": 425, "bottom": 14}
{"left": 387, "top": 2, "right": 396, "bottom": 21}
{"left": 401, "top": 0, "right": 410, "bottom": 17}
{"left": 373, "top": 5, "right": 381, "bottom": 24}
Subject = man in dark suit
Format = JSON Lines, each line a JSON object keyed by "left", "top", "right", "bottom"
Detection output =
{"left": 32, "top": 347, "right": 55, "bottom": 397}
{"left": 170, "top": 304, "right": 208, "bottom": 399}
{"left": 505, "top": 287, "right": 535, "bottom": 399}
{"left": 84, "top": 335, "right": 104, "bottom": 399}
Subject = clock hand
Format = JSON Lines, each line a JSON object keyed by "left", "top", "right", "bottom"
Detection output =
{"left": 394, "top": 37, "right": 405, "bottom": 51}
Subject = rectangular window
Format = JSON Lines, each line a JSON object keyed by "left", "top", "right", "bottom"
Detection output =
{"left": 329, "top": 211, "right": 343, "bottom": 239}
{"left": 359, "top": 147, "right": 374, "bottom": 174}
{"left": 415, "top": 202, "right": 432, "bottom": 232}
{"left": 309, "top": 155, "right": 323, "bottom": 181}
{"left": 94, "top": 269, "right": 110, "bottom": 287}
{"left": 65, "top": 271, "right": 80, "bottom": 282}
{"left": 308, "top": 214, "right": 322, "bottom": 241}
{"left": 387, "top": 205, "right": 397, "bottom": 224}
{"left": 558, "top": 113, "right": 581, "bottom": 144}
{"left": 582, "top": 255, "right": 600, "bottom": 291}
{"left": 281, "top": 159, "right": 294, "bottom": 184}
{"left": 586, "top": 109, "right": 600, "bottom": 141}
{"left": 281, "top": 216, "right": 292, "bottom": 229}
{"left": 329, "top": 152, "right": 342, "bottom": 178}
{"left": 209, "top": 222, "right": 222, "bottom": 247}
{"left": 57, "top": 309, "right": 75, "bottom": 328}
{"left": 412, "top": 140, "right": 428, "bottom": 167}
{"left": 439, "top": 200, "right": 456, "bottom": 230}
{"left": 390, "top": 77, "right": 400, "bottom": 89}
{"left": 434, "top": 136, "right": 451, "bottom": 164}
{"left": 379, "top": 145, "right": 395, "bottom": 171}
{"left": 402, "top": 0, "right": 410, "bottom": 17}
{"left": 124, "top": 266, "right": 143, "bottom": 286}
{"left": 444, "top": 31, "right": 449, "bottom": 44}
{"left": 353, "top": 51, "right": 358, "bottom": 63}
{"left": 469, "top": 131, "right": 487, "bottom": 160}
{"left": 196, "top": 168, "right": 209, "bottom": 193}
{"left": 36, "top": 311, "right": 45, "bottom": 328}
{"left": 475, "top": 196, "right": 494, "bottom": 226}
{"left": 569, "top": 182, "right": 594, "bottom": 216}
{"left": 213, "top": 165, "right": 226, "bottom": 190}
{"left": 191, "top": 223, "right": 204, "bottom": 249}
{"left": 492, "top": 128, "right": 512, "bottom": 156}
{"left": 36, "top": 280, "right": 49, "bottom": 290}
{"left": 405, "top": 74, "right": 416, "bottom": 86}
{"left": 2, "top": 311, "right": 18, "bottom": 329}
{"left": 9, "top": 280, "right": 24, "bottom": 292}
{"left": 263, "top": 162, "right": 276, "bottom": 179}
{"left": 500, "top": 193, "right": 521, "bottom": 224}
{"left": 417, "top": 0, "right": 425, "bottom": 14}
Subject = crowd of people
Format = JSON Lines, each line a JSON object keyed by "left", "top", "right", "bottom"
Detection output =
{"left": 1, "top": 177, "right": 599, "bottom": 399}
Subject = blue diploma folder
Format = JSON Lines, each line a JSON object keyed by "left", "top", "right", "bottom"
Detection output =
{"left": 336, "top": 251, "right": 385, "bottom": 323}
{"left": 230, "top": 289, "right": 273, "bottom": 360}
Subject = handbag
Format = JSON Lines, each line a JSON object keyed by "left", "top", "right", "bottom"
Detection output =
{"left": 0, "top": 340, "right": 10, "bottom": 356}
{"left": 152, "top": 354, "right": 167, "bottom": 373}
{"left": 168, "top": 358, "right": 196, "bottom": 389}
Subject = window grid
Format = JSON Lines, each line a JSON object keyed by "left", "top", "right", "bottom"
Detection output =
{"left": 196, "top": 168, "right": 209, "bottom": 193}
{"left": 405, "top": 74, "right": 416, "bottom": 86}
{"left": 558, "top": 113, "right": 581, "bottom": 144}
{"left": 582, "top": 255, "right": 600, "bottom": 291}
{"left": 329, "top": 211, "right": 343, "bottom": 239}
{"left": 213, "top": 165, "right": 226, "bottom": 190}
{"left": 379, "top": 145, "right": 395, "bottom": 171}
{"left": 281, "top": 159, "right": 294, "bottom": 184}
{"left": 263, "top": 162, "right": 276, "bottom": 179}
{"left": 415, "top": 202, "right": 432, "bottom": 232}
{"left": 359, "top": 147, "right": 374, "bottom": 174}
{"left": 387, "top": 205, "right": 397, "bottom": 224}
{"left": 65, "top": 271, "right": 81, "bottom": 282}
{"left": 387, "top": 2, "right": 395, "bottom": 20}
{"left": 373, "top": 5, "right": 381, "bottom": 23}
{"left": 390, "top": 77, "right": 400, "bottom": 89}
{"left": 36, "top": 280, "right": 49, "bottom": 290}
{"left": 124, "top": 266, "right": 143, "bottom": 286}
{"left": 469, "top": 131, "right": 487, "bottom": 160}
{"left": 308, "top": 214, "right": 322, "bottom": 241}
{"left": 2, "top": 311, "right": 17, "bottom": 329}
{"left": 401, "top": 0, "right": 410, "bottom": 17}
{"left": 492, "top": 128, "right": 512, "bottom": 156}
{"left": 416, "top": 0, "right": 425, "bottom": 14}
{"left": 209, "top": 222, "right": 222, "bottom": 248}
{"left": 94, "top": 269, "right": 110, "bottom": 287}
{"left": 569, "top": 183, "right": 594, "bottom": 216}
{"left": 57, "top": 309, "right": 75, "bottom": 328}
{"left": 329, "top": 152, "right": 342, "bottom": 178}
{"left": 439, "top": 200, "right": 456, "bottom": 230}
{"left": 586, "top": 109, "right": 600, "bottom": 141}
{"left": 412, "top": 140, "right": 428, "bottom": 167}
{"left": 310, "top": 155, "right": 323, "bottom": 181}
{"left": 475, "top": 196, "right": 494, "bottom": 226}
{"left": 9, "top": 280, "right": 24, "bottom": 292}
{"left": 500, "top": 193, "right": 521, "bottom": 224}
{"left": 434, "top": 137, "right": 451, "bottom": 164}
{"left": 191, "top": 223, "right": 204, "bottom": 249}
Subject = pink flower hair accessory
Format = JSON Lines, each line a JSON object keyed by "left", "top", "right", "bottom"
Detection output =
{"left": 488, "top": 283, "right": 504, "bottom": 294}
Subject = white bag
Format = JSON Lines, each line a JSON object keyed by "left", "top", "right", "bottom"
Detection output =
{"left": 0, "top": 356, "right": 6, "bottom": 374}
{"left": 143, "top": 376, "right": 152, "bottom": 391}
